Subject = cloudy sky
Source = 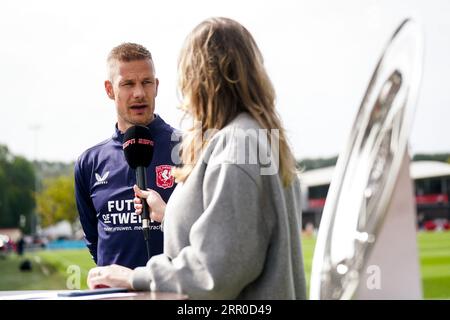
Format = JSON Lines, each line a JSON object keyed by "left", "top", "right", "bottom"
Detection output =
{"left": 0, "top": 0, "right": 449, "bottom": 162}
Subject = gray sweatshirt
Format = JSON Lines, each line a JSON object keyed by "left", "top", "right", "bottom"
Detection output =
{"left": 132, "top": 113, "right": 306, "bottom": 299}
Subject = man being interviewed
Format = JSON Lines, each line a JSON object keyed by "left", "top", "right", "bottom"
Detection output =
{"left": 75, "top": 43, "right": 178, "bottom": 269}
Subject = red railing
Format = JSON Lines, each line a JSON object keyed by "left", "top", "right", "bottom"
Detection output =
{"left": 307, "top": 193, "right": 449, "bottom": 209}
{"left": 416, "top": 194, "right": 448, "bottom": 205}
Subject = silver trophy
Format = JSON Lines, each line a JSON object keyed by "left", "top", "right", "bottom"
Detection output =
{"left": 310, "top": 19, "right": 424, "bottom": 300}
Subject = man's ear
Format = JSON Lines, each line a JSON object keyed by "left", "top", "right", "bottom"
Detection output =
{"left": 105, "top": 80, "right": 115, "bottom": 100}
{"left": 155, "top": 78, "right": 159, "bottom": 97}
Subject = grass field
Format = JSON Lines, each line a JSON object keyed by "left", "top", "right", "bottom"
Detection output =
{"left": 0, "top": 249, "right": 95, "bottom": 290}
{"left": 0, "top": 231, "right": 449, "bottom": 298}
{"left": 417, "top": 231, "right": 450, "bottom": 299}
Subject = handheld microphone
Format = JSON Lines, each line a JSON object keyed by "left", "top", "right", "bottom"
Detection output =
{"left": 122, "top": 125, "right": 154, "bottom": 259}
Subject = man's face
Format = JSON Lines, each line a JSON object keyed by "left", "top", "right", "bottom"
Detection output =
{"left": 105, "top": 59, "right": 159, "bottom": 132}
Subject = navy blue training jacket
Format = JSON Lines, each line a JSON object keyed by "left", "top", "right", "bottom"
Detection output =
{"left": 74, "top": 115, "right": 179, "bottom": 269}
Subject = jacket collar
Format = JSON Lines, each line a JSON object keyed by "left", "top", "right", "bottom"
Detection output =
{"left": 112, "top": 114, "right": 164, "bottom": 143}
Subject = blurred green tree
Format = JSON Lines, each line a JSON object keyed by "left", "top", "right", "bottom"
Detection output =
{"left": 36, "top": 174, "right": 77, "bottom": 227}
{"left": 0, "top": 145, "right": 36, "bottom": 233}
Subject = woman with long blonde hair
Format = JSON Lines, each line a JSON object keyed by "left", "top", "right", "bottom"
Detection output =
{"left": 87, "top": 17, "right": 306, "bottom": 299}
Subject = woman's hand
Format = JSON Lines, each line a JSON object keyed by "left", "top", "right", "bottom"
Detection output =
{"left": 133, "top": 185, "right": 166, "bottom": 223}
{"left": 87, "top": 264, "right": 134, "bottom": 290}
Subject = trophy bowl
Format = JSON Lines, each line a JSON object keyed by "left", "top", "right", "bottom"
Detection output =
{"left": 309, "top": 19, "right": 424, "bottom": 300}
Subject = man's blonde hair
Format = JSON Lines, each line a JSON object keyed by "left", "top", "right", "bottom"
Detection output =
{"left": 174, "top": 17, "right": 297, "bottom": 187}
{"left": 107, "top": 42, "right": 154, "bottom": 81}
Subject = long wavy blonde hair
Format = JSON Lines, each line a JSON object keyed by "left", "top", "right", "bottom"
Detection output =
{"left": 173, "top": 17, "right": 297, "bottom": 187}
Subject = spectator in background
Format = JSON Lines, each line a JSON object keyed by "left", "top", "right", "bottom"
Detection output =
{"left": 16, "top": 237, "right": 25, "bottom": 256}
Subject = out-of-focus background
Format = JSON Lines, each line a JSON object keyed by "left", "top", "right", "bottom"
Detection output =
{"left": 0, "top": 0, "right": 449, "bottom": 298}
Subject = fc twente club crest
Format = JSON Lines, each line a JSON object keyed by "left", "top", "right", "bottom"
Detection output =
{"left": 156, "top": 165, "right": 175, "bottom": 189}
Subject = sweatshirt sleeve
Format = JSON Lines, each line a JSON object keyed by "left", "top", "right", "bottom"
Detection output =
{"left": 74, "top": 160, "right": 98, "bottom": 263}
{"left": 132, "top": 163, "right": 272, "bottom": 299}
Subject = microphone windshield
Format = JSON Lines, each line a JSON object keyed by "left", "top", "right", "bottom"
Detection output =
{"left": 123, "top": 125, "right": 154, "bottom": 169}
